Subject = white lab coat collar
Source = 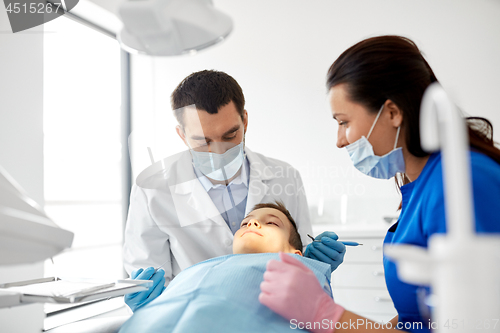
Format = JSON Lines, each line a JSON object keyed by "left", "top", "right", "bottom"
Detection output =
{"left": 170, "top": 147, "right": 274, "bottom": 226}
{"left": 245, "top": 147, "right": 275, "bottom": 181}
{"left": 243, "top": 147, "right": 274, "bottom": 214}
{"left": 172, "top": 147, "right": 272, "bottom": 194}
{"left": 193, "top": 156, "right": 250, "bottom": 192}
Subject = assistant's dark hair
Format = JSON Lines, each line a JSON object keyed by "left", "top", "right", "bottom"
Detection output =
{"left": 171, "top": 70, "right": 245, "bottom": 126}
{"left": 251, "top": 200, "right": 303, "bottom": 251}
{"left": 326, "top": 35, "right": 500, "bottom": 190}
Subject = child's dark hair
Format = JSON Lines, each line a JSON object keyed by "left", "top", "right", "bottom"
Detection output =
{"left": 251, "top": 200, "right": 303, "bottom": 251}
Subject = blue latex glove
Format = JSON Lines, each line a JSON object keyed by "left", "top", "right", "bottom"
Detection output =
{"left": 124, "top": 267, "right": 166, "bottom": 312}
{"left": 304, "top": 231, "right": 346, "bottom": 273}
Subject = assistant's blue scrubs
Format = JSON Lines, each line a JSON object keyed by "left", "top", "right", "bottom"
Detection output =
{"left": 383, "top": 151, "right": 500, "bottom": 332}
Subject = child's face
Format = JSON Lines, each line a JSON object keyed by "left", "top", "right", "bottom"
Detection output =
{"left": 232, "top": 207, "right": 302, "bottom": 255}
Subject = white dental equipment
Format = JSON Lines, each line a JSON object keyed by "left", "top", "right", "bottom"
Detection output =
{"left": 117, "top": 0, "right": 233, "bottom": 56}
{"left": 0, "top": 164, "right": 74, "bottom": 265}
{"left": 384, "top": 83, "right": 500, "bottom": 332}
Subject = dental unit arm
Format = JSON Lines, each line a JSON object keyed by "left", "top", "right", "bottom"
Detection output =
{"left": 384, "top": 83, "right": 500, "bottom": 332}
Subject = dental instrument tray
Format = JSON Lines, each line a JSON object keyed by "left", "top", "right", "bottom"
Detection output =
{"left": 0, "top": 277, "right": 153, "bottom": 305}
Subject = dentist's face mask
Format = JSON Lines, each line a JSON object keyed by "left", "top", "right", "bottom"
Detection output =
{"left": 189, "top": 137, "right": 245, "bottom": 181}
{"left": 345, "top": 105, "right": 405, "bottom": 179}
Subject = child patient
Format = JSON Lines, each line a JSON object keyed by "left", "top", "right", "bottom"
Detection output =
{"left": 119, "top": 201, "right": 331, "bottom": 333}
{"left": 233, "top": 201, "right": 303, "bottom": 255}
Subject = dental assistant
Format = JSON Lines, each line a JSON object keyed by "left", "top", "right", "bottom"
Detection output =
{"left": 259, "top": 35, "right": 500, "bottom": 332}
{"left": 122, "top": 70, "right": 347, "bottom": 311}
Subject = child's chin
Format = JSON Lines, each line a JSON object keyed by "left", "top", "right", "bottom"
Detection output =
{"left": 233, "top": 243, "right": 268, "bottom": 254}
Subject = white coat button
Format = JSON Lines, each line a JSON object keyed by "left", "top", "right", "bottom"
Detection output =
{"left": 225, "top": 239, "right": 232, "bottom": 246}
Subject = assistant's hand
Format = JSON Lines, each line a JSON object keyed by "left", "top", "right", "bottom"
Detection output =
{"left": 304, "top": 231, "right": 346, "bottom": 273}
{"left": 259, "top": 252, "right": 344, "bottom": 333}
{"left": 124, "top": 267, "right": 166, "bottom": 312}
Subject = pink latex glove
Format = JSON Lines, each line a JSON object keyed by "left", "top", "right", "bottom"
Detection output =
{"left": 259, "top": 252, "right": 345, "bottom": 333}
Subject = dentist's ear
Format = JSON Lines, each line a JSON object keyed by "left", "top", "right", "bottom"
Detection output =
{"left": 385, "top": 100, "right": 403, "bottom": 128}
{"left": 243, "top": 110, "right": 248, "bottom": 133}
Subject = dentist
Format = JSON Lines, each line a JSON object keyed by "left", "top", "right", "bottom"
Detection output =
{"left": 122, "top": 70, "right": 346, "bottom": 311}
{"left": 259, "top": 35, "right": 500, "bottom": 332}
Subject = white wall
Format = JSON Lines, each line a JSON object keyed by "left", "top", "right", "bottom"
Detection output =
{"left": 0, "top": 9, "right": 45, "bottom": 333}
{"left": 131, "top": 0, "right": 500, "bottom": 226}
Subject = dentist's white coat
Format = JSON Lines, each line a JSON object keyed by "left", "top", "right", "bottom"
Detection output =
{"left": 123, "top": 147, "right": 312, "bottom": 285}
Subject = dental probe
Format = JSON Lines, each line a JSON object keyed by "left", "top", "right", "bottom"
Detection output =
{"left": 307, "top": 234, "right": 363, "bottom": 246}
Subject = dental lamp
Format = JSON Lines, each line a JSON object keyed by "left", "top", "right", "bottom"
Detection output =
{"left": 0, "top": 164, "right": 73, "bottom": 265}
{"left": 385, "top": 83, "right": 500, "bottom": 332}
{"left": 117, "top": 0, "right": 233, "bottom": 56}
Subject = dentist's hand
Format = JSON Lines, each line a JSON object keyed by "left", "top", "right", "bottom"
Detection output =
{"left": 304, "top": 231, "right": 346, "bottom": 272}
{"left": 124, "top": 267, "right": 166, "bottom": 312}
{"left": 259, "top": 252, "right": 345, "bottom": 333}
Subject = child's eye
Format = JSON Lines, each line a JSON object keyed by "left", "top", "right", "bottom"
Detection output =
{"left": 339, "top": 121, "right": 348, "bottom": 126}
{"left": 267, "top": 222, "right": 278, "bottom": 226}
{"left": 240, "top": 222, "right": 248, "bottom": 227}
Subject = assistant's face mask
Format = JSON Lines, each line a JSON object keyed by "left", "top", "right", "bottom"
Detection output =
{"left": 345, "top": 105, "right": 405, "bottom": 179}
{"left": 189, "top": 137, "right": 245, "bottom": 181}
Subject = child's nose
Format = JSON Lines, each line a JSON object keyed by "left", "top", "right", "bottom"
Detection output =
{"left": 248, "top": 219, "right": 261, "bottom": 228}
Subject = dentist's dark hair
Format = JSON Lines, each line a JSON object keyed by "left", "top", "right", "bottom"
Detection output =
{"left": 326, "top": 35, "right": 500, "bottom": 191}
{"left": 171, "top": 70, "right": 245, "bottom": 127}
